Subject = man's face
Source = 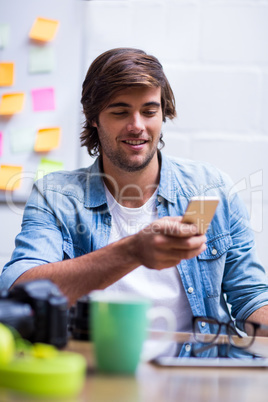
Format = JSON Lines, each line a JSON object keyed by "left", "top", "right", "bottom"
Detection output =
{"left": 93, "top": 86, "right": 163, "bottom": 174}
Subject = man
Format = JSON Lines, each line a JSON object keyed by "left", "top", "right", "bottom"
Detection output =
{"left": 1, "top": 48, "right": 268, "bottom": 343}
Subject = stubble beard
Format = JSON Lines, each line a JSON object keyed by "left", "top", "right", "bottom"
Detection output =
{"left": 100, "top": 134, "right": 161, "bottom": 173}
{"left": 107, "top": 146, "right": 158, "bottom": 172}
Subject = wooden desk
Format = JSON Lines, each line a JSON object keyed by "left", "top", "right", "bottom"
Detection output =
{"left": 2, "top": 333, "right": 268, "bottom": 402}
{"left": 66, "top": 333, "right": 268, "bottom": 402}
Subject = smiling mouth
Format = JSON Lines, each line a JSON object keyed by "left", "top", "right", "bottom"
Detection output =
{"left": 123, "top": 140, "right": 147, "bottom": 145}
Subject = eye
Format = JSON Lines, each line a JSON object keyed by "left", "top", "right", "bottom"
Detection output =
{"left": 111, "top": 111, "right": 128, "bottom": 116}
{"left": 143, "top": 109, "right": 157, "bottom": 116}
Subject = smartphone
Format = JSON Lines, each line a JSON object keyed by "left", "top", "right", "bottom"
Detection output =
{"left": 181, "top": 196, "right": 219, "bottom": 234}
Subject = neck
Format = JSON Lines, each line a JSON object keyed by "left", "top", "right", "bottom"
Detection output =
{"left": 102, "top": 153, "right": 161, "bottom": 208}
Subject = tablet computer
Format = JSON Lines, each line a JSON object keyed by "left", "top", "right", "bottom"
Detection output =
{"left": 151, "top": 342, "right": 268, "bottom": 368}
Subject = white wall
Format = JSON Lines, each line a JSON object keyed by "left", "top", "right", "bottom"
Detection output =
{"left": 1, "top": 0, "right": 268, "bottom": 271}
{"left": 81, "top": 0, "right": 268, "bottom": 270}
{"left": 0, "top": 0, "right": 83, "bottom": 270}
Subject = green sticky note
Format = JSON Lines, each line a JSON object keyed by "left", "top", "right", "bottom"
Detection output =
{"left": 0, "top": 24, "right": 10, "bottom": 49}
{"left": 35, "top": 158, "right": 64, "bottom": 181}
{"left": 29, "top": 45, "right": 55, "bottom": 73}
{"left": 10, "top": 128, "right": 36, "bottom": 153}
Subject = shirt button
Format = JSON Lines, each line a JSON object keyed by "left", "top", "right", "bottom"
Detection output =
{"left": 201, "top": 322, "right": 206, "bottom": 327}
{"left": 185, "top": 344, "right": 191, "bottom": 352}
{"left": 157, "top": 195, "right": 163, "bottom": 203}
{"left": 188, "top": 287, "right": 194, "bottom": 294}
{"left": 211, "top": 248, "right": 217, "bottom": 256}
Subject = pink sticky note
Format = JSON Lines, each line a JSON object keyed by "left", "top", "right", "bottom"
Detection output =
{"left": 31, "top": 87, "right": 55, "bottom": 111}
{"left": 0, "top": 132, "right": 2, "bottom": 156}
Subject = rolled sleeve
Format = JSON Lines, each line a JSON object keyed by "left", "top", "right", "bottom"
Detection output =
{"left": 236, "top": 293, "right": 268, "bottom": 322}
{"left": 0, "top": 181, "right": 65, "bottom": 289}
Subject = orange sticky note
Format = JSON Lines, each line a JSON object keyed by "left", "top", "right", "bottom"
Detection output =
{"left": 29, "top": 17, "right": 59, "bottom": 42}
{"left": 0, "top": 165, "right": 22, "bottom": 191}
{"left": 0, "top": 93, "right": 25, "bottom": 115}
{"left": 0, "top": 62, "right": 14, "bottom": 86}
{"left": 34, "top": 127, "right": 61, "bottom": 152}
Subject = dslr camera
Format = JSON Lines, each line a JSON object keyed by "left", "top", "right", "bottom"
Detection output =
{"left": 0, "top": 279, "right": 68, "bottom": 348}
{"left": 68, "top": 294, "right": 91, "bottom": 341}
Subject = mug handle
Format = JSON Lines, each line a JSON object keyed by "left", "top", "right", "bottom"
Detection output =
{"left": 141, "top": 306, "right": 177, "bottom": 362}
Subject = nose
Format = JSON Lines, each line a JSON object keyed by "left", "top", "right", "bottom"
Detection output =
{"left": 126, "top": 113, "right": 144, "bottom": 133}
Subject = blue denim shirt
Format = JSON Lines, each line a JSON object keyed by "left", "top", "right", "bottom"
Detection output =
{"left": 1, "top": 153, "right": 268, "bottom": 353}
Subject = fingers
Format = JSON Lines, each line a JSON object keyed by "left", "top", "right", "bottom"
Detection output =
{"left": 156, "top": 233, "right": 207, "bottom": 251}
{"left": 169, "top": 242, "right": 207, "bottom": 260}
{"left": 134, "top": 216, "right": 208, "bottom": 270}
{"left": 147, "top": 241, "right": 206, "bottom": 270}
{"left": 147, "top": 216, "right": 200, "bottom": 238}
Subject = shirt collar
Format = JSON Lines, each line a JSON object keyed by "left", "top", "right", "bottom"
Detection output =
{"left": 85, "top": 157, "right": 107, "bottom": 208}
{"left": 85, "top": 152, "right": 177, "bottom": 208}
{"left": 157, "top": 152, "right": 177, "bottom": 204}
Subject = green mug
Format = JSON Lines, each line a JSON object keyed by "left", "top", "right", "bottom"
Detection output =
{"left": 90, "top": 291, "right": 175, "bottom": 374}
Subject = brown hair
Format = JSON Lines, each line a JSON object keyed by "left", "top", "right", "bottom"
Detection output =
{"left": 80, "top": 48, "right": 177, "bottom": 156}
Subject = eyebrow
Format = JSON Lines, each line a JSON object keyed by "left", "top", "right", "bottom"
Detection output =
{"left": 106, "top": 101, "right": 161, "bottom": 109}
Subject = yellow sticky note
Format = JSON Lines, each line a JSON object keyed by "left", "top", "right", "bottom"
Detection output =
{"left": 29, "top": 17, "right": 59, "bottom": 42}
{"left": 34, "top": 127, "right": 61, "bottom": 152}
{"left": 0, "top": 93, "right": 25, "bottom": 115}
{"left": 0, "top": 165, "right": 22, "bottom": 191}
{"left": 0, "top": 62, "right": 14, "bottom": 86}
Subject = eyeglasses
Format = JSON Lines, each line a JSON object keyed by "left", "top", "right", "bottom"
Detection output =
{"left": 192, "top": 316, "right": 268, "bottom": 349}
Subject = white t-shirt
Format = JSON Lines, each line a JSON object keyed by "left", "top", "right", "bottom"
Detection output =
{"left": 104, "top": 185, "right": 193, "bottom": 338}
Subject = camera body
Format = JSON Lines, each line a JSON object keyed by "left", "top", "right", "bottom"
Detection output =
{"left": 68, "top": 294, "right": 91, "bottom": 341}
{"left": 0, "top": 279, "right": 68, "bottom": 348}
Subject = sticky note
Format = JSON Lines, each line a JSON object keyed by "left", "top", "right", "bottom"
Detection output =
{"left": 0, "top": 165, "right": 23, "bottom": 191}
{"left": 0, "top": 62, "right": 14, "bottom": 86}
{"left": 35, "top": 158, "right": 64, "bottom": 181}
{"left": 0, "top": 93, "right": 25, "bottom": 115}
{"left": 29, "top": 17, "right": 59, "bottom": 42}
{"left": 29, "top": 45, "right": 55, "bottom": 73}
{"left": 0, "top": 24, "right": 10, "bottom": 49}
{"left": 34, "top": 127, "right": 61, "bottom": 152}
{"left": 0, "top": 132, "right": 3, "bottom": 157}
{"left": 31, "top": 87, "right": 55, "bottom": 111}
{"left": 10, "top": 128, "right": 36, "bottom": 153}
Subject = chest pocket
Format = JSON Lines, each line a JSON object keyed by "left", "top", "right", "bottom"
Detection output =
{"left": 197, "top": 233, "right": 233, "bottom": 298}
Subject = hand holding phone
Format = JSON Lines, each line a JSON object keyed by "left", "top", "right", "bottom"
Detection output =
{"left": 181, "top": 196, "right": 219, "bottom": 234}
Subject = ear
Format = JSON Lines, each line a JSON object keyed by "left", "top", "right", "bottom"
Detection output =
{"left": 91, "top": 120, "right": 98, "bottom": 128}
